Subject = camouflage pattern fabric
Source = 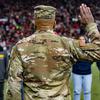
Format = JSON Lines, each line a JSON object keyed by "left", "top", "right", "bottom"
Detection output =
{"left": 34, "top": 5, "right": 56, "bottom": 19}
{"left": 6, "top": 29, "right": 100, "bottom": 100}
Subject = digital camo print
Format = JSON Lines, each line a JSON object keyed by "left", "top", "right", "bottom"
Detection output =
{"left": 6, "top": 29, "right": 100, "bottom": 100}
{"left": 34, "top": 5, "right": 56, "bottom": 19}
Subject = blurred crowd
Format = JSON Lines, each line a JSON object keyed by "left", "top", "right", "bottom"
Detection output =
{"left": 0, "top": 0, "right": 100, "bottom": 55}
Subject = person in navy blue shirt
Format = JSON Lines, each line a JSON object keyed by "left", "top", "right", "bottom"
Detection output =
{"left": 72, "top": 35, "right": 93, "bottom": 100}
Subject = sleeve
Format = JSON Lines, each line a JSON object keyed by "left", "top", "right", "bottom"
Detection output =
{"left": 6, "top": 45, "right": 23, "bottom": 100}
{"left": 70, "top": 41, "right": 100, "bottom": 61}
{"left": 86, "top": 23, "right": 100, "bottom": 43}
{"left": 62, "top": 23, "right": 100, "bottom": 62}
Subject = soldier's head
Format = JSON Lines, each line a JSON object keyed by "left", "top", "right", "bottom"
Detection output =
{"left": 34, "top": 5, "right": 56, "bottom": 31}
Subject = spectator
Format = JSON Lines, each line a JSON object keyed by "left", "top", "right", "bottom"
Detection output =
{"left": 72, "top": 36, "right": 93, "bottom": 100}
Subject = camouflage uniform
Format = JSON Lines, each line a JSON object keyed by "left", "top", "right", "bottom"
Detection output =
{"left": 6, "top": 5, "right": 100, "bottom": 100}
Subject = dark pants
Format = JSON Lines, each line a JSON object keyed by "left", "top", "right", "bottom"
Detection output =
{"left": 0, "top": 82, "right": 4, "bottom": 100}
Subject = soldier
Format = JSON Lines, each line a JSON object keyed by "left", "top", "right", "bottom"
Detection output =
{"left": 6, "top": 4, "right": 100, "bottom": 100}
{"left": 72, "top": 35, "right": 93, "bottom": 100}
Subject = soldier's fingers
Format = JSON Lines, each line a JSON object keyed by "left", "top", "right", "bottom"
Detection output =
{"left": 87, "top": 7, "right": 92, "bottom": 18}
{"left": 80, "top": 4, "right": 86, "bottom": 22}
{"left": 87, "top": 7, "right": 94, "bottom": 21}
{"left": 81, "top": 4, "right": 89, "bottom": 18}
{"left": 80, "top": 4, "right": 87, "bottom": 19}
{"left": 80, "top": 4, "right": 92, "bottom": 23}
{"left": 80, "top": 4, "right": 84, "bottom": 17}
{"left": 87, "top": 7, "right": 91, "bottom": 15}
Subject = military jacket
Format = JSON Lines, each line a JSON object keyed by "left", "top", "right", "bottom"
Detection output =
{"left": 6, "top": 30, "right": 100, "bottom": 100}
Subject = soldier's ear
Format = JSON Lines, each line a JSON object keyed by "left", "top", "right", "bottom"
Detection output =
{"left": 53, "top": 21, "right": 56, "bottom": 29}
